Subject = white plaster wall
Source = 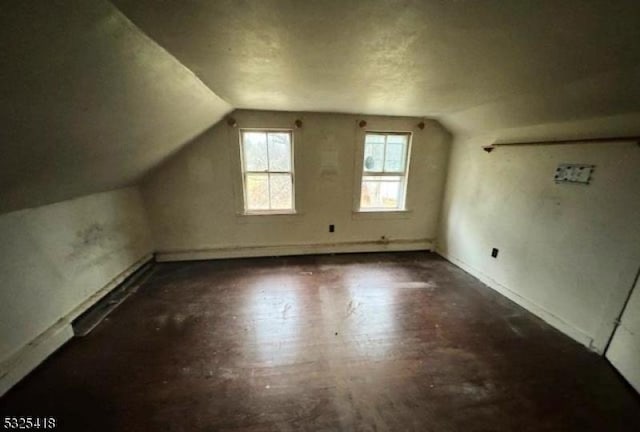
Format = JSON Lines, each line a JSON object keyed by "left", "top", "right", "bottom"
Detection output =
{"left": 142, "top": 110, "right": 451, "bottom": 258}
{"left": 607, "top": 275, "right": 640, "bottom": 392}
{"left": 0, "top": 0, "right": 231, "bottom": 213}
{"left": 0, "top": 187, "right": 153, "bottom": 393}
{"left": 438, "top": 130, "right": 640, "bottom": 353}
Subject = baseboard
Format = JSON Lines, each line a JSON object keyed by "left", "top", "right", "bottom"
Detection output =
{"left": 65, "top": 254, "right": 154, "bottom": 324}
{"left": 436, "top": 249, "right": 596, "bottom": 351}
{"left": 0, "top": 253, "right": 153, "bottom": 397}
{"left": 72, "top": 259, "right": 155, "bottom": 337}
{"left": 156, "top": 239, "right": 433, "bottom": 262}
{"left": 0, "top": 321, "right": 73, "bottom": 397}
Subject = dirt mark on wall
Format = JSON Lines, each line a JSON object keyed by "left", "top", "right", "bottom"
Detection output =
{"left": 66, "top": 223, "right": 118, "bottom": 261}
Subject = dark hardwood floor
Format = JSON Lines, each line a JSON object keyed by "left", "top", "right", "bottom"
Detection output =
{"left": 1, "top": 252, "right": 639, "bottom": 431}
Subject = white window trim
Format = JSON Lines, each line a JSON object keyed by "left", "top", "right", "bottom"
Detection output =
{"left": 356, "top": 131, "right": 413, "bottom": 212}
{"left": 239, "top": 128, "right": 296, "bottom": 215}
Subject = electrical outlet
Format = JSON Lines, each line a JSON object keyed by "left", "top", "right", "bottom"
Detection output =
{"left": 329, "top": 224, "right": 335, "bottom": 233}
{"left": 491, "top": 248, "right": 499, "bottom": 258}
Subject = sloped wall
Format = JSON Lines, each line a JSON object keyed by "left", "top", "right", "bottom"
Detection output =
{"left": 438, "top": 124, "right": 640, "bottom": 353}
{"left": 142, "top": 110, "right": 451, "bottom": 260}
{"left": 0, "top": 187, "right": 153, "bottom": 395}
{"left": 0, "top": 0, "right": 231, "bottom": 213}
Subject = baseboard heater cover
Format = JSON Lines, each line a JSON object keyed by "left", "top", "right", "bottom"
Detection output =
{"left": 72, "top": 261, "right": 155, "bottom": 336}
{"left": 0, "top": 253, "right": 153, "bottom": 397}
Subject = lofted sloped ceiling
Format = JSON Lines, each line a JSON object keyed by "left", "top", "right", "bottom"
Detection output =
{"left": 112, "top": 0, "right": 640, "bottom": 135}
{"left": 0, "top": 0, "right": 231, "bottom": 214}
{"left": 3, "top": 0, "right": 640, "bottom": 213}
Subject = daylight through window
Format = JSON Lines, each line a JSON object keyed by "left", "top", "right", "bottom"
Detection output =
{"left": 359, "top": 132, "right": 411, "bottom": 210}
{"left": 240, "top": 130, "right": 294, "bottom": 213}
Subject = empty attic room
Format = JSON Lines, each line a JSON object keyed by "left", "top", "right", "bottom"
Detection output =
{"left": 2, "top": 1, "right": 640, "bottom": 431}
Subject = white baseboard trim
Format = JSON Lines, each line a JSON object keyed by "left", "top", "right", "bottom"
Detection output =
{"left": 437, "top": 250, "right": 596, "bottom": 351}
{"left": 0, "top": 321, "right": 73, "bottom": 397}
{"left": 156, "top": 239, "right": 433, "bottom": 262}
{"left": 0, "top": 253, "right": 153, "bottom": 397}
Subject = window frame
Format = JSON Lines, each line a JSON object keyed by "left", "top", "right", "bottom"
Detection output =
{"left": 239, "top": 128, "right": 296, "bottom": 215}
{"left": 358, "top": 131, "right": 412, "bottom": 212}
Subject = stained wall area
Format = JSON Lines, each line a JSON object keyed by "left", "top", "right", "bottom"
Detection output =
{"left": 0, "top": 187, "right": 153, "bottom": 395}
{"left": 142, "top": 110, "right": 451, "bottom": 260}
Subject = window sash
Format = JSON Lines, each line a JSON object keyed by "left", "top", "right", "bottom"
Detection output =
{"left": 359, "top": 132, "right": 411, "bottom": 211}
{"left": 363, "top": 132, "right": 410, "bottom": 174}
{"left": 240, "top": 130, "right": 294, "bottom": 212}
{"left": 244, "top": 170, "right": 291, "bottom": 174}
{"left": 362, "top": 171, "right": 406, "bottom": 177}
{"left": 360, "top": 175, "right": 406, "bottom": 210}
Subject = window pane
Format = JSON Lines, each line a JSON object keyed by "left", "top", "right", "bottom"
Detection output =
{"left": 242, "top": 132, "right": 268, "bottom": 171}
{"left": 245, "top": 173, "right": 269, "bottom": 210}
{"left": 366, "top": 134, "right": 385, "bottom": 144}
{"left": 269, "top": 173, "right": 293, "bottom": 210}
{"left": 384, "top": 135, "right": 407, "bottom": 172}
{"left": 267, "top": 132, "right": 291, "bottom": 171}
{"left": 360, "top": 176, "right": 403, "bottom": 209}
{"left": 363, "top": 134, "right": 385, "bottom": 172}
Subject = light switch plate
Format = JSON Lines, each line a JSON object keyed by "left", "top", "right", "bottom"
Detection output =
{"left": 554, "top": 164, "right": 595, "bottom": 184}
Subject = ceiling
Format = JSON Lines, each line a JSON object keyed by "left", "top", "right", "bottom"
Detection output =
{"left": 2, "top": 0, "right": 640, "bottom": 213}
{"left": 112, "top": 0, "right": 640, "bottom": 132}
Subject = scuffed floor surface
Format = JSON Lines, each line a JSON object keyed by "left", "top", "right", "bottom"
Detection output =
{"left": 1, "top": 252, "right": 639, "bottom": 431}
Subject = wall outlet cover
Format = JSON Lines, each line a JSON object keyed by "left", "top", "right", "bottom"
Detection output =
{"left": 554, "top": 164, "right": 595, "bottom": 184}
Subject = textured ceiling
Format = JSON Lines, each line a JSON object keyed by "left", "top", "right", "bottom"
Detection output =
{"left": 2, "top": 0, "right": 640, "bottom": 213}
{"left": 112, "top": 0, "right": 640, "bottom": 134}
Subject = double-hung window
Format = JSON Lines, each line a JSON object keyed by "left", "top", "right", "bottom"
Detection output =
{"left": 240, "top": 130, "right": 295, "bottom": 213}
{"left": 359, "top": 132, "right": 411, "bottom": 211}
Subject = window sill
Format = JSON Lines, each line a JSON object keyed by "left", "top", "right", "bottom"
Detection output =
{"left": 352, "top": 209, "right": 413, "bottom": 220}
{"left": 242, "top": 210, "right": 297, "bottom": 216}
{"left": 236, "top": 211, "right": 302, "bottom": 224}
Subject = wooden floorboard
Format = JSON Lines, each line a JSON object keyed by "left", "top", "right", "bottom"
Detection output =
{"left": 1, "top": 252, "right": 639, "bottom": 431}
